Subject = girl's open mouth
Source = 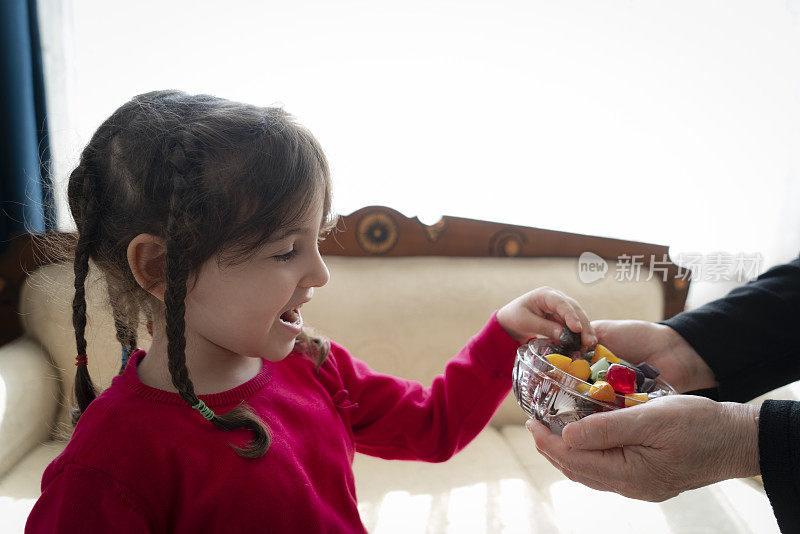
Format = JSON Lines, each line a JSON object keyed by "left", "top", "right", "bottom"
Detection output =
{"left": 279, "top": 308, "right": 303, "bottom": 328}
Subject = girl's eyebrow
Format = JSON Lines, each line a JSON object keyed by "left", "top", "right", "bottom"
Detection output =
{"left": 273, "top": 227, "right": 311, "bottom": 241}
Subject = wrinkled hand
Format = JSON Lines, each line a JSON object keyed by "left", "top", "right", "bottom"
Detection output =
{"left": 591, "top": 320, "right": 717, "bottom": 393}
{"left": 497, "top": 287, "right": 597, "bottom": 347}
{"left": 527, "top": 395, "right": 761, "bottom": 502}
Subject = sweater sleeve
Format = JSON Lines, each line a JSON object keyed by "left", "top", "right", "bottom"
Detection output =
{"left": 660, "top": 254, "right": 800, "bottom": 403}
{"left": 26, "top": 463, "right": 151, "bottom": 533}
{"left": 328, "top": 311, "right": 520, "bottom": 462}
{"left": 759, "top": 400, "right": 800, "bottom": 533}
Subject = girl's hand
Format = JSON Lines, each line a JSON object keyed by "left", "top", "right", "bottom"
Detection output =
{"left": 497, "top": 287, "right": 597, "bottom": 348}
{"left": 590, "top": 320, "right": 718, "bottom": 393}
{"left": 527, "top": 395, "right": 761, "bottom": 502}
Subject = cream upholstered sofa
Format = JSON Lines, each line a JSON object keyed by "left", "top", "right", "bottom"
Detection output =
{"left": 0, "top": 207, "right": 783, "bottom": 533}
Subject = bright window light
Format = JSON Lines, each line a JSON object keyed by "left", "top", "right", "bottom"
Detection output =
{"left": 373, "top": 490, "right": 432, "bottom": 534}
{"left": 38, "top": 0, "right": 800, "bottom": 307}
{"left": 446, "top": 482, "right": 487, "bottom": 533}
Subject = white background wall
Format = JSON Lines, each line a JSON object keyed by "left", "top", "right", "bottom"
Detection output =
{"left": 37, "top": 0, "right": 800, "bottom": 308}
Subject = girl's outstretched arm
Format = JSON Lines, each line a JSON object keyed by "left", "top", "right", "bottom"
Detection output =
{"left": 326, "top": 287, "right": 594, "bottom": 462}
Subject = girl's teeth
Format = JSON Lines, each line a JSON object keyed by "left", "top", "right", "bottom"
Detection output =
{"left": 281, "top": 309, "right": 301, "bottom": 325}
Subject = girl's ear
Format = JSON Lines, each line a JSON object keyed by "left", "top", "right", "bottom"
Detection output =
{"left": 127, "top": 234, "right": 167, "bottom": 301}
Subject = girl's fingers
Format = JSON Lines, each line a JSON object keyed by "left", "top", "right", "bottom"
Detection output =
{"left": 539, "top": 291, "right": 583, "bottom": 335}
{"left": 565, "top": 297, "right": 596, "bottom": 346}
{"left": 516, "top": 313, "right": 569, "bottom": 341}
{"left": 520, "top": 288, "right": 595, "bottom": 343}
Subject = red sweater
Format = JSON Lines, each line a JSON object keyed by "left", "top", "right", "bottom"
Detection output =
{"left": 26, "top": 313, "right": 519, "bottom": 533}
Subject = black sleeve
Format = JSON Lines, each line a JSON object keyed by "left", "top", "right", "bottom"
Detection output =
{"left": 760, "top": 400, "right": 800, "bottom": 533}
{"left": 660, "top": 254, "right": 800, "bottom": 403}
{"left": 660, "top": 255, "right": 800, "bottom": 532}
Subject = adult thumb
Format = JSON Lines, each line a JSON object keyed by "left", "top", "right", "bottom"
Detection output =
{"left": 562, "top": 407, "right": 648, "bottom": 450}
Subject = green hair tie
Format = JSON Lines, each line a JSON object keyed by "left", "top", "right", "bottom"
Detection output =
{"left": 191, "top": 399, "right": 215, "bottom": 421}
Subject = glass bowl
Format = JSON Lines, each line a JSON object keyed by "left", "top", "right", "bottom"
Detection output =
{"left": 512, "top": 339, "right": 676, "bottom": 435}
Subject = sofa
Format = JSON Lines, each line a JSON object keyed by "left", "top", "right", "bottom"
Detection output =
{"left": 0, "top": 206, "right": 783, "bottom": 533}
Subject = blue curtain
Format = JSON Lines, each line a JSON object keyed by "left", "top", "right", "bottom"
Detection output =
{"left": 0, "top": 0, "right": 53, "bottom": 254}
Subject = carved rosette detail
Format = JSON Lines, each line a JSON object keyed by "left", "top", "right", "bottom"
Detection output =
{"left": 489, "top": 230, "right": 526, "bottom": 257}
{"left": 356, "top": 212, "right": 399, "bottom": 255}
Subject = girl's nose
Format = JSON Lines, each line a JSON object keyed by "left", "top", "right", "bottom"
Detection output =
{"left": 304, "top": 250, "right": 330, "bottom": 288}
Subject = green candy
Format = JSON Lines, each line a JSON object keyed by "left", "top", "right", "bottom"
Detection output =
{"left": 590, "top": 357, "right": 611, "bottom": 382}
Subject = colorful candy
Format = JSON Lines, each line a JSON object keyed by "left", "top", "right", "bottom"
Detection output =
{"left": 566, "top": 359, "right": 591, "bottom": 381}
{"left": 587, "top": 381, "right": 616, "bottom": 403}
{"left": 633, "top": 366, "right": 645, "bottom": 389}
{"left": 543, "top": 336, "right": 669, "bottom": 406}
{"left": 559, "top": 327, "right": 582, "bottom": 353}
{"left": 590, "top": 357, "right": 610, "bottom": 382}
{"left": 546, "top": 354, "right": 572, "bottom": 372}
{"left": 640, "top": 377, "right": 657, "bottom": 393}
{"left": 624, "top": 393, "right": 649, "bottom": 407}
{"left": 591, "top": 344, "right": 620, "bottom": 365}
{"left": 636, "top": 362, "right": 661, "bottom": 379}
{"left": 606, "top": 364, "right": 636, "bottom": 394}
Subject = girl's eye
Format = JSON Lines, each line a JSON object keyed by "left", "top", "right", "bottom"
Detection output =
{"left": 273, "top": 249, "right": 297, "bottom": 262}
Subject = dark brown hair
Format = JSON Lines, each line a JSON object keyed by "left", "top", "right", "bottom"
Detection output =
{"left": 68, "top": 90, "right": 335, "bottom": 458}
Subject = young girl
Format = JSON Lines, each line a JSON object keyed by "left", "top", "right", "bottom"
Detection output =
{"left": 25, "top": 90, "right": 596, "bottom": 533}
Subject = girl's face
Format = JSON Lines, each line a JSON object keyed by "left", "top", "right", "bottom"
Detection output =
{"left": 182, "top": 195, "right": 330, "bottom": 361}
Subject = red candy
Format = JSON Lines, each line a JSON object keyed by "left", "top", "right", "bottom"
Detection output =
{"left": 606, "top": 364, "right": 636, "bottom": 394}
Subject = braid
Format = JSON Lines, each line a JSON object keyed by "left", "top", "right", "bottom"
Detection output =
{"left": 164, "top": 139, "right": 197, "bottom": 404}
{"left": 163, "top": 137, "right": 271, "bottom": 458}
{"left": 71, "top": 165, "right": 100, "bottom": 423}
{"left": 112, "top": 294, "right": 139, "bottom": 374}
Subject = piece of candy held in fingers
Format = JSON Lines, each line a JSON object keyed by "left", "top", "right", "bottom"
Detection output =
{"left": 559, "top": 327, "right": 582, "bottom": 352}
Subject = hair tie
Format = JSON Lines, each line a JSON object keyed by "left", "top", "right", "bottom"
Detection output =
{"left": 75, "top": 354, "right": 88, "bottom": 366}
{"left": 191, "top": 399, "right": 215, "bottom": 421}
{"left": 121, "top": 347, "right": 131, "bottom": 368}
{"left": 146, "top": 321, "right": 154, "bottom": 336}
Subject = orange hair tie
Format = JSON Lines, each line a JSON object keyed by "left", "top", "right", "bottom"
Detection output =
{"left": 75, "top": 354, "right": 88, "bottom": 366}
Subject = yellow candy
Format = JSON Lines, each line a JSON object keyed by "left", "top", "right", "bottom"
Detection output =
{"left": 566, "top": 358, "right": 591, "bottom": 381}
{"left": 574, "top": 382, "right": 591, "bottom": 394}
{"left": 591, "top": 344, "right": 620, "bottom": 365}
{"left": 546, "top": 354, "right": 572, "bottom": 372}
{"left": 587, "top": 381, "right": 616, "bottom": 403}
{"left": 624, "top": 393, "right": 649, "bottom": 407}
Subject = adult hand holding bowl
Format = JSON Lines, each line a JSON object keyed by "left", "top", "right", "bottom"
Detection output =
{"left": 526, "top": 395, "right": 761, "bottom": 501}
{"left": 523, "top": 320, "right": 759, "bottom": 502}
